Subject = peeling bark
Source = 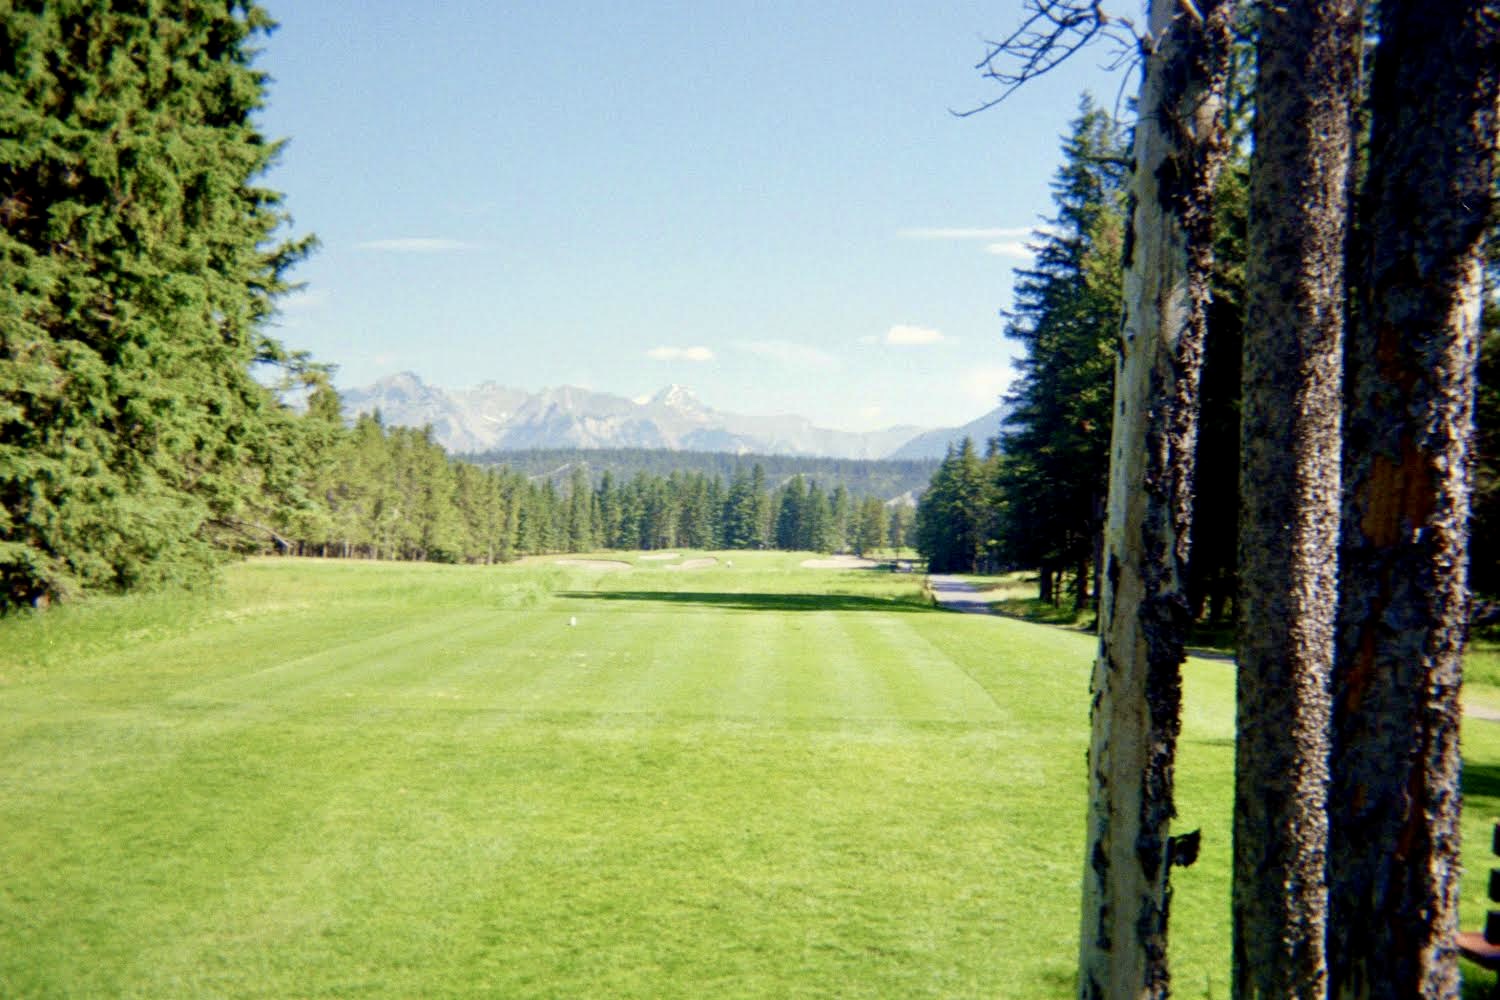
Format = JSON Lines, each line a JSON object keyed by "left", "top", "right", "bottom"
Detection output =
{"left": 1327, "top": 4, "right": 1500, "bottom": 997}
{"left": 1077, "top": 1, "right": 1231, "bottom": 995}
{"left": 1232, "top": 1, "right": 1362, "bottom": 996}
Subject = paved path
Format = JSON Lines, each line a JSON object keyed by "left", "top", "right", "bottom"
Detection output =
{"left": 928, "top": 575, "right": 997, "bottom": 615}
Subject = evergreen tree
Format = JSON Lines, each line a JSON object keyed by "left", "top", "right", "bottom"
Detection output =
{"left": 565, "top": 465, "right": 595, "bottom": 552}
{"left": 803, "top": 481, "right": 832, "bottom": 552}
{"left": 854, "top": 497, "right": 886, "bottom": 557}
{"left": 829, "top": 484, "right": 852, "bottom": 553}
{"left": 915, "top": 440, "right": 990, "bottom": 572}
{"left": 887, "top": 503, "right": 913, "bottom": 552}
{"left": 0, "top": 2, "right": 312, "bottom": 608}
{"left": 775, "top": 475, "right": 807, "bottom": 550}
{"left": 993, "top": 95, "right": 1128, "bottom": 606}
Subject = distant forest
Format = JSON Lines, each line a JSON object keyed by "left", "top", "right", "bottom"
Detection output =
{"left": 265, "top": 404, "right": 913, "bottom": 563}
{"left": 464, "top": 448, "right": 940, "bottom": 503}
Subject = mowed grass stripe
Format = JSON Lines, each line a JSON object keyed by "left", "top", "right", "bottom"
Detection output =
{"left": 17, "top": 555, "right": 1499, "bottom": 996}
{"left": 551, "top": 583, "right": 1011, "bottom": 726}
{"left": 842, "top": 612, "right": 1011, "bottom": 725}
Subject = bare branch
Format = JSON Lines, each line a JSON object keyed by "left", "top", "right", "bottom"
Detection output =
{"left": 952, "top": 0, "right": 1141, "bottom": 117}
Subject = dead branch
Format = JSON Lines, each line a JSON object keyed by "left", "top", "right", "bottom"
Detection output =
{"left": 953, "top": 0, "right": 1142, "bottom": 117}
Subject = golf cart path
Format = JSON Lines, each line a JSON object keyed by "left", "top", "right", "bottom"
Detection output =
{"left": 928, "top": 575, "right": 997, "bottom": 615}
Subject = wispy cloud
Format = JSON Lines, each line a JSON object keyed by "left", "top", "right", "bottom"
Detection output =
{"left": 736, "top": 340, "right": 839, "bottom": 369}
{"left": 984, "top": 240, "right": 1035, "bottom": 259}
{"left": 899, "top": 226, "right": 1034, "bottom": 241}
{"left": 646, "top": 345, "right": 715, "bottom": 362}
{"left": 885, "top": 324, "right": 945, "bottom": 346}
{"left": 355, "top": 237, "right": 480, "bottom": 253}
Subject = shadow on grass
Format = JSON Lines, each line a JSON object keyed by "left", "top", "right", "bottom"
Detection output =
{"left": 558, "top": 590, "right": 939, "bottom": 614}
{"left": 1460, "top": 766, "right": 1500, "bottom": 997}
{"left": 1464, "top": 762, "right": 1500, "bottom": 804}
{"left": 992, "top": 597, "right": 1095, "bottom": 630}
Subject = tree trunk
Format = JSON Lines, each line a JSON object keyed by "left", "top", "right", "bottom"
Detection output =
{"left": 1326, "top": 5, "right": 1499, "bottom": 997}
{"left": 1233, "top": 1, "right": 1361, "bottom": 996}
{"left": 1074, "top": 552, "right": 1090, "bottom": 613}
{"left": 1077, "top": 2, "right": 1231, "bottom": 996}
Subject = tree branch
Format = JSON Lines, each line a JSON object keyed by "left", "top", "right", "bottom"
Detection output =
{"left": 953, "top": 1, "right": 1141, "bottom": 117}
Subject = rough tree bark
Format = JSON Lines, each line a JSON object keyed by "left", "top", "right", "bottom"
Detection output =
{"left": 1327, "top": 4, "right": 1500, "bottom": 997}
{"left": 1078, "top": 1, "right": 1231, "bottom": 996}
{"left": 1232, "top": 1, "right": 1362, "bottom": 996}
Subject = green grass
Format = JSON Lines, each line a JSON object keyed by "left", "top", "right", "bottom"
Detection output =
{"left": 0, "top": 554, "right": 1495, "bottom": 996}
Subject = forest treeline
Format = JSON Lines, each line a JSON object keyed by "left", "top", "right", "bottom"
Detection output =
{"left": 257, "top": 390, "right": 913, "bottom": 563}
{"left": 915, "top": 94, "right": 1499, "bottom": 614}
{"left": 0, "top": 5, "right": 923, "bottom": 613}
{"left": 464, "top": 447, "right": 938, "bottom": 503}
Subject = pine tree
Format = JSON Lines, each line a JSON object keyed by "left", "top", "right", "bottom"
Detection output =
{"left": 854, "top": 498, "right": 886, "bottom": 557}
{"left": 565, "top": 465, "right": 595, "bottom": 552}
{"left": 0, "top": 2, "right": 312, "bottom": 608}
{"left": 994, "top": 95, "right": 1128, "bottom": 604}
{"left": 915, "top": 440, "right": 989, "bottom": 572}
{"left": 775, "top": 475, "right": 807, "bottom": 550}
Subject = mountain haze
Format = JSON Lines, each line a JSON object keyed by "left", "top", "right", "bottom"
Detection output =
{"left": 886, "top": 405, "right": 1012, "bottom": 459}
{"left": 340, "top": 372, "right": 1005, "bottom": 460}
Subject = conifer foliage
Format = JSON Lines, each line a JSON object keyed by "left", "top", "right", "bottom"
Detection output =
{"left": 993, "top": 96, "right": 1127, "bottom": 604}
{"left": 0, "top": 2, "right": 311, "bottom": 609}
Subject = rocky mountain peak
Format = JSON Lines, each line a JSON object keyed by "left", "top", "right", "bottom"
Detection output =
{"left": 339, "top": 372, "right": 1000, "bottom": 460}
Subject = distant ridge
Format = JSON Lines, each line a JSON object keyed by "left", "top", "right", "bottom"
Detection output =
{"left": 340, "top": 371, "right": 1006, "bottom": 460}
{"left": 885, "top": 404, "right": 1011, "bottom": 459}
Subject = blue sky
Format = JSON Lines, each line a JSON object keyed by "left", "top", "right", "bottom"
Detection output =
{"left": 256, "top": 1, "right": 1132, "bottom": 431}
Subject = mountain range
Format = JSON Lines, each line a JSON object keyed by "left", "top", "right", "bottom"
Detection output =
{"left": 339, "top": 372, "right": 1008, "bottom": 461}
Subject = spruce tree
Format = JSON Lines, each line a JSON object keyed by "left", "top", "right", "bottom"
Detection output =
{"left": 994, "top": 95, "right": 1127, "bottom": 603}
{"left": 0, "top": 1, "right": 311, "bottom": 608}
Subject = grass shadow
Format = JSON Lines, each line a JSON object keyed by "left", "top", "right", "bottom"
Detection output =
{"left": 991, "top": 597, "right": 1094, "bottom": 630}
{"left": 558, "top": 590, "right": 939, "bottom": 614}
{"left": 1461, "top": 768, "right": 1500, "bottom": 998}
{"left": 1464, "top": 762, "right": 1500, "bottom": 803}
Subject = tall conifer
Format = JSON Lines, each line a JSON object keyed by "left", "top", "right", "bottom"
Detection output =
{"left": 0, "top": 2, "right": 310, "bottom": 607}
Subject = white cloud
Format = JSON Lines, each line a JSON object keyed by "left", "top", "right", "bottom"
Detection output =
{"left": 959, "top": 365, "right": 1016, "bottom": 406}
{"left": 900, "top": 226, "right": 1034, "bottom": 241}
{"left": 736, "top": 340, "right": 838, "bottom": 369}
{"left": 859, "top": 404, "right": 883, "bottom": 421}
{"left": 646, "top": 345, "right": 715, "bottom": 362}
{"left": 885, "top": 324, "right": 945, "bottom": 346}
{"left": 355, "top": 237, "right": 480, "bottom": 253}
{"left": 984, "top": 240, "right": 1036, "bottom": 259}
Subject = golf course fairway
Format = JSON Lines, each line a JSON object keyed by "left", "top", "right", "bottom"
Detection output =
{"left": 4, "top": 553, "right": 1499, "bottom": 997}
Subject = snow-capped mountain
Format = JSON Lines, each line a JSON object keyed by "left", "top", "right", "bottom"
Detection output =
{"left": 339, "top": 372, "right": 999, "bottom": 460}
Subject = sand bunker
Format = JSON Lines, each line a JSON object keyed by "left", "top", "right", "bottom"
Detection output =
{"left": 800, "top": 556, "right": 879, "bottom": 570}
{"left": 665, "top": 557, "right": 719, "bottom": 570}
{"left": 638, "top": 553, "right": 679, "bottom": 561}
{"left": 553, "top": 558, "right": 632, "bottom": 571}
